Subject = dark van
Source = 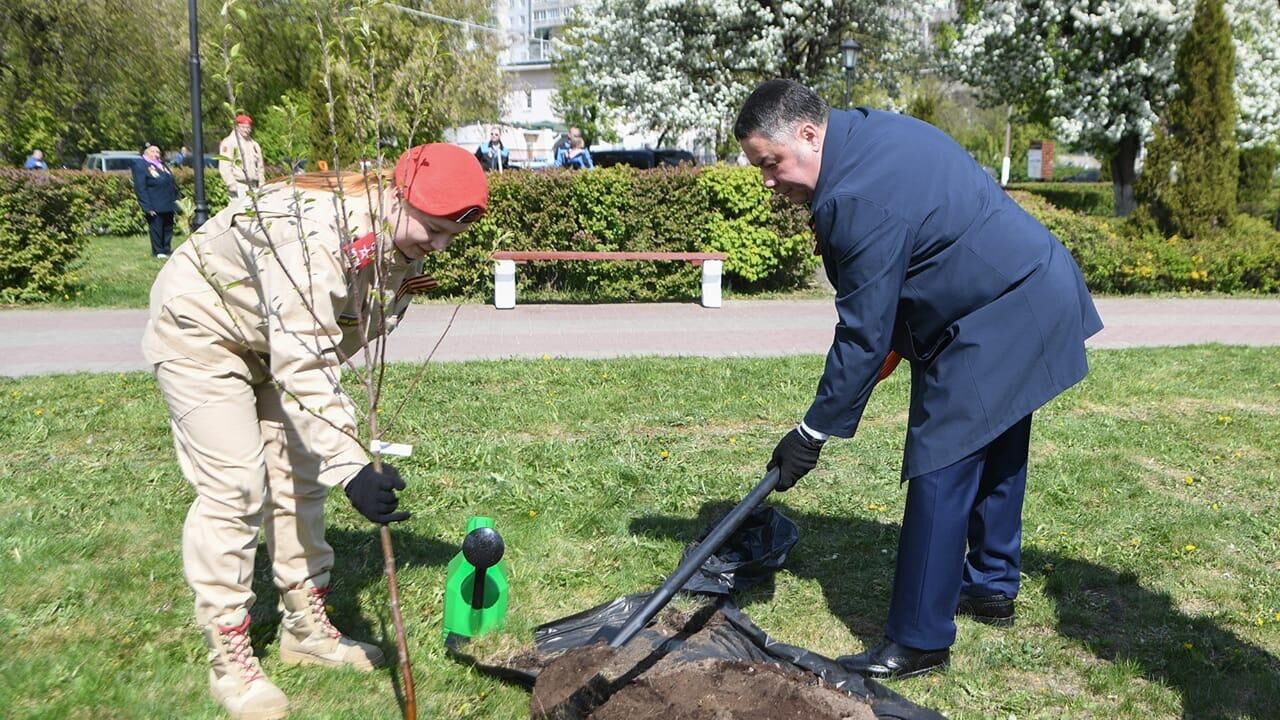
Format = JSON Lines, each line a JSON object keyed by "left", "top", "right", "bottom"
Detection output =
{"left": 591, "top": 149, "right": 696, "bottom": 169}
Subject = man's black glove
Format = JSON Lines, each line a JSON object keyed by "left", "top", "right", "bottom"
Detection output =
{"left": 768, "top": 427, "right": 824, "bottom": 491}
{"left": 344, "top": 463, "right": 411, "bottom": 524}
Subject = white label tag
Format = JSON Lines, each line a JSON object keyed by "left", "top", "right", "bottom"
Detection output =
{"left": 370, "top": 440, "right": 413, "bottom": 458}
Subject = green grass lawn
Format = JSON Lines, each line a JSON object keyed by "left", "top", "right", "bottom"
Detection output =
{"left": 59, "top": 234, "right": 172, "bottom": 308}
{"left": 2, "top": 349, "right": 1278, "bottom": 719}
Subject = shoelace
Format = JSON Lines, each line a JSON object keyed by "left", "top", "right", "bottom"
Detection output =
{"left": 308, "top": 585, "right": 342, "bottom": 639}
{"left": 218, "top": 615, "right": 263, "bottom": 684}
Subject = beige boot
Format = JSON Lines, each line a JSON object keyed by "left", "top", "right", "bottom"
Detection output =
{"left": 203, "top": 609, "right": 290, "bottom": 720}
{"left": 278, "top": 581, "right": 384, "bottom": 671}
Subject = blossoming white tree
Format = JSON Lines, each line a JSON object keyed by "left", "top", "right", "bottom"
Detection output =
{"left": 556, "top": 0, "right": 947, "bottom": 155}
{"left": 1233, "top": 0, "right": 1280, "bottom": 150}
{"left": 949, "top": 0, "right": 1280, "bottom": 216}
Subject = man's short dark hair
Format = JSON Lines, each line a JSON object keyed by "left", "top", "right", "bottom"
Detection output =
{"left": 734, "top": 79, "right": 829, "bottom": 141}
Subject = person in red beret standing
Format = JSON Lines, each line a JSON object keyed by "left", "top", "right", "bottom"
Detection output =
{"left": 219, "top": 113, "right": 266, "bottom": 201}
{"left": 142, "top": 144, "right": 488, "bottom": 719}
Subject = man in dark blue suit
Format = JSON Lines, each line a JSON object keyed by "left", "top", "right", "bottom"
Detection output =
{"left": 737, "top": 79, "right": 1102, "bottom": 679}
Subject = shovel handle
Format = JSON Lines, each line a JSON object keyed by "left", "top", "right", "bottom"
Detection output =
{"left": 609, "top": 468, "right": 781, "bottom": 648}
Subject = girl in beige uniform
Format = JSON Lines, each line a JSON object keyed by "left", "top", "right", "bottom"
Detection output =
{"left": 143, "top": 143, "right": 487, "bottom": 720}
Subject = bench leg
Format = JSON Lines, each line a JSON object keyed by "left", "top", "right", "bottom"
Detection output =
{"left": 701, "top": 259, "right": 722, "bottom": 308}
{"left": 494, "top": 259, "right": 517, "bottom": 309}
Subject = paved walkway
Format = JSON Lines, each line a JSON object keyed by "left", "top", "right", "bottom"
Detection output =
{"left": 1, "top": 297, "right": 1278, "bottom": 377}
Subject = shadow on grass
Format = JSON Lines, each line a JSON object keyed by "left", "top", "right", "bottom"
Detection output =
{"left": 248, "top": 526, "right": 454, "bottom": 714}
{"left": 1025, "top": 549, "right": 1280, "bottom": 720}
{"left": 632, "top": 502, "right": 1280, "bottom": 719}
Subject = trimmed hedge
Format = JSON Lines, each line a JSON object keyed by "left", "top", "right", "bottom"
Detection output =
{"left": 1007, "top": 181, "right": 1115, "bottom": 216}
{"left": 5, "top": 162, "right": 1275, "bottom": 305}
{"left": 0, "top": 169, "right": 230, "bottom": 302}
{"left": 55, "top": 169, "right": 231, "bottom": 236}
{"left": 0, "top": 170, "right": 93, "bottom": 302}
{"left": 422, "top": 165, "right": 816, "bottom": 302}
{"left": 1011, "top": 191, "right": 1280, "bottom": 293}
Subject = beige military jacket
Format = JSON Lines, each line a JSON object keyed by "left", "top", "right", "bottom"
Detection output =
{"left": 143, "top": 183, "right": 422, "bottom": 488}
{"left": 218, "top": 132, "right": 265, "bottom": 196}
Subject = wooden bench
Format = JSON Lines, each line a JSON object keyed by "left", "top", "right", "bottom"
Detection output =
{"left": 491, "top": 250, "right": 727, "bottom": 309}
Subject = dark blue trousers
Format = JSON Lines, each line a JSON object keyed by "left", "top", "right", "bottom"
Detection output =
{"left": 885, "top": 414, "right": 1032, "bottom": 650}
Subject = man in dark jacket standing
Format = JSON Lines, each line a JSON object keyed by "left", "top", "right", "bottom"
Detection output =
{"left": 737, "top": 79, "right": 1101, "bottom": 679}
{"left": 133, "top": 142, "right": 178, "bottom": 258}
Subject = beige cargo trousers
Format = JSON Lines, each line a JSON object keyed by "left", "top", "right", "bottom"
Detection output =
{"left": 156, "top": 352, "right": 334, "bottom": 626}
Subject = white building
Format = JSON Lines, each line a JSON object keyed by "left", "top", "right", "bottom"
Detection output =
{"left": 496, "top": 0, "right": 576, "bottom": 128}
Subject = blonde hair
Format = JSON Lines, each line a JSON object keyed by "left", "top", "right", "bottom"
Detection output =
{"left": 284, "top": 169, "right": 394, "bottom": 194}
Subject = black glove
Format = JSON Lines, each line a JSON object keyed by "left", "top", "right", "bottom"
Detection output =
{"left": 768, "top": 427, "right": 824, "bottom": 491}
{"left": 344, "top": 463, "right": 411, "bottom": 524}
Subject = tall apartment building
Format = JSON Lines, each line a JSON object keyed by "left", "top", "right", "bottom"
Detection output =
{"left": 496, "top": 0, "right": 577, "bottom": 127}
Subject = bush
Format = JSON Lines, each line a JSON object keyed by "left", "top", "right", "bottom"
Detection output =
{"left": 25, "top": 169, "right": 231, "bottom": 238}
{"left": 1238, "top": 145, "right": 1278, "bottom": 218}
{"left": 0, "top": 170, "right": 93, "bottom": 302}
{"left": 422, "top": 165, "right": 815, "bottom": 302}
{"left": 1010, "top": 190, "right": 1280, "bottom": 294}
{"left": 1007, "top": 182, "right": 1114, "bottom": 216}
{"left": 1136, "top": 0, "right": 1238, "bottom": 238}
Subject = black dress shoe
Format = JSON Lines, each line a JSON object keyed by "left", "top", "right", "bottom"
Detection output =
{"left": 837, "top": 640, "right": 950, "bottom": 679}
{"left": 956, "top": 592, "right": 1015, "bottom": 627}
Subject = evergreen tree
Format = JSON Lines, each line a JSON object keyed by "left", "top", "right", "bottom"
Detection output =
{"left": 1137, "top": 0, "right": 1238, "bottom": 237}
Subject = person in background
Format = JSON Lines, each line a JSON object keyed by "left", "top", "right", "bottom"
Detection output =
{"left": 174, "top": 145, "right": 192, "bottom": 168}
{"left": 555, "top": 126, "right": 594, "bottom": 168}
{"left": 132, "top": 142, "right": 178, "bottom": 258}
{"left": 476, "top": 127, "right": 510, "bottom": 172}
{"left": 142, "top": 143, "right": 488, "bottom": 720}
{"left": 219, "top": 113, "right": 265, "bottom": 200}
{"left": 737, "top": 79, "right": 1101, "bottom": 680}
{"left": 560, "top": 136, "right": 594, "bottom": 170}
{"left": 23, "top": 149, "right": 48, "bottom": 170}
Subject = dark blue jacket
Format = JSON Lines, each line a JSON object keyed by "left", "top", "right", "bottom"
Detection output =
{"left": 805, "top": 109, "right": 1102, "bottom": 478}
{"left": 132, "top": 160, "right": 178, "bottom": 214}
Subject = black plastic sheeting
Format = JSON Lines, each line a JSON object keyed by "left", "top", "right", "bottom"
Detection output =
{"left": 448, "top": 506, "right": 947, "bottom": 720}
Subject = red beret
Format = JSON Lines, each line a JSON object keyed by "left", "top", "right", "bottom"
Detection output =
{"left": 235, "top": 114, "right": 253, "bottom": 125}
{"left": 393, "top": 143, "right": 488, "bottom": 222}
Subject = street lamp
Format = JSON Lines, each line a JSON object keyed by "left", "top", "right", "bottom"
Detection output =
{"left": 840, "top": 38, "right": 861, "bottom": 110}
{"left": 187, "top": 0, "right": 209, "bottom": 230}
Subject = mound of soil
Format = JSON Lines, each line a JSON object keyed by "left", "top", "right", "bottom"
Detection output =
{"left": 528, "top": 608, "right": 876, "bottom": 720}
{"left": 589, "top": 658, "right": 876, "bottom": 720}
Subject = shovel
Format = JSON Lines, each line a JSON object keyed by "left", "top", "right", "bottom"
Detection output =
{"left": 601, "top": 467, "right": 781, "bottom": 648}
{"left": 539, "top": 469, "right": 782, "bottom": 719}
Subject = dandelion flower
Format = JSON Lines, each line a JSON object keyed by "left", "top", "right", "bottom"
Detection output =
{"left": 1184, "top": 544, "right": 1197, "bottom": 553}
{"left": 542, "top": 353, "right": 551, "bottom": 361}
{"left": 1184, "top": 476, "right": 1194, "bottom": 485}
{"left": 528, "top": 510, "right": 537, "bottom": 518}
{"left": 1183, "top": 641, "right": 1194, "bottom": 650}
{"left": 729, "top": 436, "right": 737, "bottom": 445}
{"left": 660, "top": 450, "right": 670, "bottom": 460}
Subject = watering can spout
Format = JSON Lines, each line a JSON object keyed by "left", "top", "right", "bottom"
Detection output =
{"left": 443, "top": 516, "right": 509, "bottom": 641}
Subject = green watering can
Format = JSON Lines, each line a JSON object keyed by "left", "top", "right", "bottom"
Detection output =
{"left": 442, "top": 516, "right": 508, "bottom": 641}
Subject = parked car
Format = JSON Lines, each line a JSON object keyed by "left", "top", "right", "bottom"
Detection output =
{"left": 591, "top": 148, "right": 696, "bottom": 169}
{"left": 1061, "top": 168, "right": 1102, "bottom": 182}
{"left": 82, "top": 151, "right": 141, "bottom": 172}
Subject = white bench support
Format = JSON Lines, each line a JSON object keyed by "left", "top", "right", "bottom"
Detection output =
{"left": 700, "top": 259, "right": 722, "bottom": 308}
{"left": 494, "top": 259, "right": 516, "bottom": 309}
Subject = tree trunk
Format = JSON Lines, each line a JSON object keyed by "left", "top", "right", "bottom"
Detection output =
{"left": 1110, "top": 133, "right": 1140, "bottom": 217}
